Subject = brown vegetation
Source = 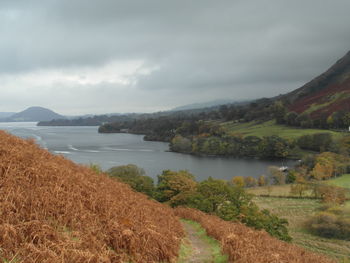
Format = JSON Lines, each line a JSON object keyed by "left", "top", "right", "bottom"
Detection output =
{"left": 174, "top": 207, "right": 335, "bottom": 263}
{"left": 0, "top": 131, "right": 183, "bottom": 263}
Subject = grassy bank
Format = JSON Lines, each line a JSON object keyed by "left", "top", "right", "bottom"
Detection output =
{"left": 222, "top": 120, "right": 344, "bottom": 139}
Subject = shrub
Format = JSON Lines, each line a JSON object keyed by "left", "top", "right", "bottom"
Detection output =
{"left": 306, "top": 208, "right": 350, "bottom": 240}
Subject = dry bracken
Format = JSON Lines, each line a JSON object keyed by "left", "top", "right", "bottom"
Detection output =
{"left": 0, "top": 131, "right": 184, "bottom": 263}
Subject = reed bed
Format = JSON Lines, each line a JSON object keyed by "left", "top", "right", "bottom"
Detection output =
{"left": 174, "top": 207, "right": 335, "bottom": 263}
{"left": 0, "top": 131, "right": 183, "bottom": 263}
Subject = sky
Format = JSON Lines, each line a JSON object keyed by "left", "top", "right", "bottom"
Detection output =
{"left": 0, "top": 0, "right": 350, "bottom": 115}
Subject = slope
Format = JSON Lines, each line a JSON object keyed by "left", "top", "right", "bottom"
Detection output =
{"left": 286, "top": 50, "right": 350, "bottom": 119}
{"left": 0, "top": 131, "right": 183, "bottom": 263}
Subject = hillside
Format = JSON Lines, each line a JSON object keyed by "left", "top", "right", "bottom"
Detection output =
{"left": 286, "top": 50, "right": 350, "bottom": 118}
{"left": 4, "top": 106, "right": 65, "bottom": 122}
{"left": 0, "top": 131, "right": 183, "bottom": 262}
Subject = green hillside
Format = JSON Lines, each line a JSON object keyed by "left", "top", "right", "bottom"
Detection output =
{"left": 222, "top": 120, "right": 345, "bottom": 140}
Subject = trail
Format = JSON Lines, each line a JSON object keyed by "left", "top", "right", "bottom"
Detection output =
{"left": 179, "top": 220, "right": 227, "bottom": 263}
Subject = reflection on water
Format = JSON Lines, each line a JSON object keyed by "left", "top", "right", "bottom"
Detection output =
{"left": 0, "top": 122, "right": 295, "bottom": 181}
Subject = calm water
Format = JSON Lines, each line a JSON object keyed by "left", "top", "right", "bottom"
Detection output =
{"left": 0, "top": 122, "right": 294, "bottom": 181}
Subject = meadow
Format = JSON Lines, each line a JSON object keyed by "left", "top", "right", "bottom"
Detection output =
{"left": 326, "top": 174, "right": 350, "bottom": 189}
{"left": 250, "top": 175, "right": 350, "bottom": 261}
{"left": 253, "top": 197, "right": 350, "bottom": 260}
{"left": 223, "top": 120, "right": 344, "bottom": 140}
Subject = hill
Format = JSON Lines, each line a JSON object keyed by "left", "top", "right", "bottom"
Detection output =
{"left": 285, "top": 50, "right": 350, "bottom": 119}
{"left": 4, "top": 106, "right": 65, "bottom": 122}
{"left": 0, "top": 131, "right": 183, "bottom": 262}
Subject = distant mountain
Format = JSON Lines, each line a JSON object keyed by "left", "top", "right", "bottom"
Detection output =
{"left": 284, "top": 50, "right": 350, "bottom": 118}
{"left": 171, "top": 99, "right": 245, "bottom": 111}
{"left": 0, "top": 112, "right": 16, "bottom": 118}
{"left": 3, "top": 107, "right": 65, "bottom": 122}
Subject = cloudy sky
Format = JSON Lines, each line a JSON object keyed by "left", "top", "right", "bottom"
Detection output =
{"left": 1, "top": 0, "right": 349, "bottom": 115}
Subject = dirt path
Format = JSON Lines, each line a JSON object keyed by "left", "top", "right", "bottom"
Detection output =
{"left": 180, "top": 220, "right": 216, "bottom": 263}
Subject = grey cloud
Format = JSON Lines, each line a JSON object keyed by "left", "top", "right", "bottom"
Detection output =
{"left": 0, "top": 0, "right": 349, "bottom": 113}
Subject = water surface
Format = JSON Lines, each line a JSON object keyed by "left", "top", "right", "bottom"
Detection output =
{"left": 0, "top": 122, "right": 294, "bottom": 181}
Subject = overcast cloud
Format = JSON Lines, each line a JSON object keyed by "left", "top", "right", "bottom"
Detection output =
{"left": 0, "top": 0, "right": 349, "bottom": 114}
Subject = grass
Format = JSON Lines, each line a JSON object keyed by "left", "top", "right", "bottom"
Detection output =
{"left": 253, "top": 196, "right": 350, "bottom": 261}
{"left": 325, "top": 174, "right": 350, "bottom": 190}
{"left": 247, "top": 184, "right": 315, "bottom": 197}
{"left": 222, "top": 120, "right": 344, "bottom": 140}
{"left": 177, "top": 237, "right": 193, "bottom": 263}
{"left": 178, "top": 219, "right": 228, "bottom": 263}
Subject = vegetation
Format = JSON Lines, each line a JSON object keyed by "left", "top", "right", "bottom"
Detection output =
{"left": 0, "top": 131, "right": 184, "bottom": 263}
{"left": 178, "top": 219, "right": 228, "bottom": 263}
{"left": 107, "top": 164, "right": 155, "bottom": 197}
{"left": 306, "top": 206, "right": 350, "bottom": 240}
{"left": 223, "top": 120, "right": 342, "bottom": 139}
{"left": 174, "top": 207, "right": 334, "bottom": 263}
{"left": 106, "top": 166, "right": 291, "bottom": 241}
{"left": 154, "top": 170, "right": 291, "bottom": 241}
{"left": 253, "top": 197, "right": 350, "bottom": 260}
{"left": 326, "top": 174, "right": 350, "bottom": 189}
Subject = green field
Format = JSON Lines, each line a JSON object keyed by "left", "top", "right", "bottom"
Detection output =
{"left": 253, "top": 197, "right": 350, "bottom": 261}
{"left": 326, "top": 174, "right": 350, "bottom": 189}
{"left": 222, "top": 120, "right": 344, "bottom": 140}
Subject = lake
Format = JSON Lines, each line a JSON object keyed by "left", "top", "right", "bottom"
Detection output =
{"left": 0, "top": 122, "right": 295, "bottom": 181}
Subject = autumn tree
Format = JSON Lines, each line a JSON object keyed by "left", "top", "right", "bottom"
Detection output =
{"left": 244, "top": 176, "right": 257, "bottom": 187}
{"left": 316, "top": 185, "right": 348, "bottom": 204}
{"left": 232, "top": 176, "right": 245, "bottom": 187}
{"left": 156, "top": 170, "right": 197, "bottom": 206}
{"left": 290, "top": 176, "right": 309, "bottom": 197}
{"left": 258, "top": 175, "right": 267, "bottom": 186}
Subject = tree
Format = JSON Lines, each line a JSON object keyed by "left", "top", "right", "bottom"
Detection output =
{"left": 290, "top": 177, "right": 309, "bottom": 197}
{"left": 258, "top": 136, "right": 290, "bottom": 159}
{"left": 310, "top": 163, "right": 333, "bottom": 180}
{"left": 244, "top": 176, "right": 257, "bottom": 187}
{"left": 232, "top": 176, "right": 245, "bottom": 187}
{"left": 156, "top": 170, "right": 197, "bottom": 205}
{"left": 285, "top": 112, "right": 298, "bottom": 126}
{"left": 272, "top": 101, "right": 287, "bottom": 124}
{"left": 343, "top": 112, "right": 350, "bottom": 128}
{"left": 296, "top": 113, "right": 312, "bottom": 128}
{"left": 197, "top": 177, "right": 245, "bottom": 213}
{"left": 107, "top": 164, "right": 155, "bottom": 197}
{"left": 170, "top": 135, "right": 192, "bottom": 153}
{"left": 258, "top": 175, "right": 267, "bottom": 186}
{"left": 317, "top": 185, "right": 347, "bottom": 204}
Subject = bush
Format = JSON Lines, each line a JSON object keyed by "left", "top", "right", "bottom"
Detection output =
{"left": 305, "top": 207, "right": 350, "bottom": 240}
